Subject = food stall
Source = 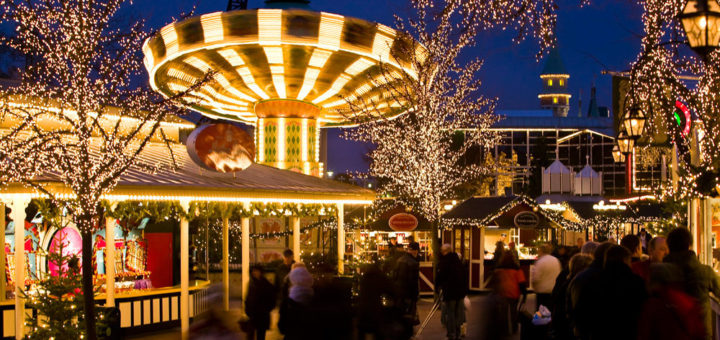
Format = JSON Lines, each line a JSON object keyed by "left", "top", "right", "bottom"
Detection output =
{"left": 441, "top": 195, "right": 570, "bottom": 291}
{"left": 346, "top": 205, "right": 436, "bottom": 294}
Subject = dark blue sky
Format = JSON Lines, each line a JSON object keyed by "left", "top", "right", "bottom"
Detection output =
{"left": 141, "top": 0, "right": 645, "bottom": 174}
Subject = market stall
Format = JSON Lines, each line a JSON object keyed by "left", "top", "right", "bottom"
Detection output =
{"left": 442, "top": 195, "right": 570, "bottom": 291}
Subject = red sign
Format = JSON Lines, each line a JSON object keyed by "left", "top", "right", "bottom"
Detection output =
{"left": 388, "top": 213, "right": 418, "bottom": 232}
{"left": 186, "top": 124, "right": 255, "bottom": 173}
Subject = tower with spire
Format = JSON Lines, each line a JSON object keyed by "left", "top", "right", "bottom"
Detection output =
{"left": 539, "top": 48, "right": 571, "bottom": 117}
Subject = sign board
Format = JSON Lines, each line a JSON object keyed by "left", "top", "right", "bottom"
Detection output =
{"left": 514, "top": 211, "right": 539, "bottom": 228}
{"left": 388, "top": 213, "right": 418, "bottom": 232}
{"left": 186, "top": 124, "right": 255, "bottom": 173}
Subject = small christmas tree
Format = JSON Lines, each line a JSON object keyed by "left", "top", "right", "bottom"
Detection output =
{"left": 23, "top": 237, "right": 86, "bottom": 340}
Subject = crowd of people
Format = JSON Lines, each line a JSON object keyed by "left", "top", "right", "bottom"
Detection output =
{"left": 192, "top": 227, "right": 720, "bottom": 340}
{"left": 484, "top": 227, "right": 720, "bottom": 340}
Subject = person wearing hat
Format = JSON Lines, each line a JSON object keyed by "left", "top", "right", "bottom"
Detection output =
{"left": 394, "top": 241, "right": 420, "bottom": 339}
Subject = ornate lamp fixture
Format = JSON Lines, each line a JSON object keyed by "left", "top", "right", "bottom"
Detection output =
{"left": 612, "top": 144, "right": 624, "bottom": 163}
{"left": 680, "top": 0, "right": 720, "bottom": 57}
{"left": 623, "top": 106, "right": 647, "bottom": 139}
{"left": 617, "top": 131, "right": 635, "bottom": 155}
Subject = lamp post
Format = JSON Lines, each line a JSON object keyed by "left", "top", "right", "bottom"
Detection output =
{"left": 680, "top": 0, "right": 720, "bottom": 57}
{"left": 612, "top": 144, "right": 624, "bottom": 163}
{"left": 617, "top": 131, "right": 635, "bottom": 194}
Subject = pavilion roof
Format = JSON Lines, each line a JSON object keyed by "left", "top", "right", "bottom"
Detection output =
{"left": 6, "top": 140, "right": 375, "bottom": 204}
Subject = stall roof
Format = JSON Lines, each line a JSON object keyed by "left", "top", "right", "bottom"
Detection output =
{"left": 442, "top": 195, "right": 568, "bottom": 229}
{"left": 4, "top": 140, "right": 375, "bottom": 204}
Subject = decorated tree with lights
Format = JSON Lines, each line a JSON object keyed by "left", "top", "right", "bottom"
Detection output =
{"left": 341, "top": 0, "right": 571, "bottom": 258}
{"left": 0, "top": 1, "right": 208, "bottom": 338}
{"left": 621, "top": 0, "right": 720, "bottom": 200}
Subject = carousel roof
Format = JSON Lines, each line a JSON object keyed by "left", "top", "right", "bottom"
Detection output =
{"left": 10, "top": 139, "right": 375, "bottom": 203}
{"left": 544, "top": 159, "right": 571, "bottom": 174}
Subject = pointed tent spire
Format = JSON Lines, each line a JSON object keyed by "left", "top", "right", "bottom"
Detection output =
{"left": 587, "top": 83, "right": 600, "bottom": 117}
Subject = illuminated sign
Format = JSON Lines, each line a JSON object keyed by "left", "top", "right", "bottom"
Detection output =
{"left": 673, "top": 100, "right": 692, "bottom": 138}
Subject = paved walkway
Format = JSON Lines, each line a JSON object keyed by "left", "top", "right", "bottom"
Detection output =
{"left": 127, "top": 295, "right": 521, "bottom": 340}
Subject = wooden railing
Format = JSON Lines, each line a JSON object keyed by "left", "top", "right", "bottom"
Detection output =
{"left": 0, "top": 280, "right": 211, "bottom": 339}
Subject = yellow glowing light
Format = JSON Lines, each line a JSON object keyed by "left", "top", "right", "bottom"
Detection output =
{"left": 213, "top": 74, "right": 257, "bottom": 102}
{"left": 700, "top": 16, "right": 707, "bottom": 29}
{"left": 160, "top": 25, "right": 179, "bottom": 56}
{"left": 217, "top": 49, "right": 245, "bottom": 67}
{"left": 277, "top": 117, "right": 286, "bottom": 162}
{"left": 553, "top": 97, "right": 558, "bottom": 103}
{"left": 258, "top": 9, "right": 282, "bottom": 44}
{"left": 318, "top": 13, "right": 344, "bottom": 50}
{"left": 372, "top": 27, "right": 395, "bottom": 61}
{"left": 538, "top": 94, "right": 571, "bottom": 99}
{"left": 548, "top": 79, "right": 553, "bottom": 86}
{"left": 345, "top": 58, "right": 375, "bottom": 76}
{"left": 236, "top": 66, "right": 270, "bottom": 99}
{"left": 297, "top": 67, "right": 321, "bottom": 100}
{"left": 167, "top": 67, "right": 197, "bottom": 84}
{"left": 201, "top": 13, "right": 224, "bottom": 43}
{"left": 301, "top": 118, "right": 308, "bottom": 162}
{"left": 315, "top": 120, "right": 321, "bottom": 162}
{"left": 313, "top": 74, "right": 352, "bottom": 104}
{"left": 559, "top": 79, "right": 564, "bottom": 86}
{"left": 270, "top": 65, "right": 287, "bottom": 98}
{"left": 263, "top": 46, "right": 284, "bottom": 65}
{"left": 185, "top": 56, "right": 212, "bottom": 73}
{"left": 258, "top": 118, "right": 265, "bottom": 162}
{"left": 539, "top": 74, "right": 570, "bottom": 79}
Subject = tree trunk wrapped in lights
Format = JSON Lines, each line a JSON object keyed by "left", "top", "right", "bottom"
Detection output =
{"left": 339, "top": 0, "right": 575, "bottom": 261}
{"left": 0, "top": 1, "right": 209, "bottom": 338}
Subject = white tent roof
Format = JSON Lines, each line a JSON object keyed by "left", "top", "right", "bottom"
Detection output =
{"left": 544, "top": 159, "right": 571, "bottom": 174}
{"left": 576, "top": 164, "right": 600, "bottom": 178}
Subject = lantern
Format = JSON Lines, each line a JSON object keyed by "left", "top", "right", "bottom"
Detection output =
{"left": 617, "top": 131, "right": 635, "bottom": 155}
{"left": 612, "top": 145, "right": 624, "bottom": 163}
{"left": 623, "top": 106, "right": 646, "bottom": 139}
{"left": 680, "top": 0, "right": 720, "bottom": 57}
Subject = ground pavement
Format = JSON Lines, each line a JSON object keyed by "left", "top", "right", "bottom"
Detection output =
{"left": 127, "top": 294, "right": 521, "bottom": 340}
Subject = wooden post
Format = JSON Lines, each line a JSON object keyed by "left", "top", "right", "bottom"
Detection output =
{"left": 0, "top": 202, "right": 5, "bottom": 302}
{"left": 12, "top": 196, "right": 30, "bottom": 340}
{"left": 291, "top": 217, "right": 300, "bottom": 262}
{"left": 479, "top": 227, "right": 485, "bottom": 290}
{"left": 222, "top": 217, "right": 230, "bottom": 311}
{"left": 337, "top": 204, "right": 344, "bottom": 274}
{"left": 241, "top": 203, "right": 250, "bottom": 311}
{"left": 105, "top": 217, "right": 116, "bottom": 307}
{"left": 179, "top": 201, "right": 190, "bottom": 340}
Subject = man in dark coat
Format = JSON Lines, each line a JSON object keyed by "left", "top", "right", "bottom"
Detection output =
{"left": 568, "top": 242, "right": 614, "bottom": 339}
{"left": 435, "top": 244, "right": 467, "bottom": 340}
{"left": 395, "top": 242, "right": 420, "bottom": 339}
{"left": 275, "top": 249, "right": 295, "bottom": 303}
{"left": 664, "top": 227, "right": 720, "bottom": 339}
{"left": 245, "top": 265, "right": 276, "bottom": 340}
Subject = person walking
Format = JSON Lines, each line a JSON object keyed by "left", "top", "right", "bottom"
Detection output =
{"left": 275, "top": 249, "right": 295, "bottom": 303}
{"left": 481, "top": 252, "right": 526, "bottom": 339}
{"left": 568, "top": 242, "right": 614, "bottom": 339}
{"left": 530, "top": 243, "right": 561, "bottom": 310}
{"left": 620, "top": 234, "right": 643, "bottom": 263}
{"left": 550, "top": 253, "right": 592, "bottom": 340}
{"left": 278, "top": 264, "right": 314, "bottom": 340}
{"left": 436, "top": 244, "right": 468, "bottom": 340}
{"left": 631, "top": 236, "right": 668, "bottom": 282}
{"left": 663, "top": 227, "right": 720, "bottom": 339}
{"left": 394, "top": 242, "right": 420, "bottom": 339}
{"left": 638, "top": 228, "right": 653, "bottom": 254}
{"left": 358, "top": 263, "right": 397, "bottom": 340}
{"left": 593, "top": 245, "right": 647, "bottom": 340}
{"left": 638, "top": 263, "right": 705, "bottom": 340}
{"left": 244, "top": 265, "right": 276, "bottom": 340}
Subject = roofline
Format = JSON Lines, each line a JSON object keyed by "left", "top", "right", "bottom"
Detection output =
{"left": 556, "top": 129, "right": 614, "bottom": 143}
{"left": 0, "top": 183, "right": 375, "bottom": 205}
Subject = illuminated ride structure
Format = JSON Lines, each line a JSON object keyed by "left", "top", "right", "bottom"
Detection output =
{"left": 143, "top": 1, "right": 419, "bottom": 176}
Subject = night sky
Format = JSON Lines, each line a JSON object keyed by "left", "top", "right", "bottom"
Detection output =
{"left": 140, "top": 0, "right": 645, "bottom": 174}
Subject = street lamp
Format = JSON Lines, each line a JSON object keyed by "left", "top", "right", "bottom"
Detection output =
{"left": 612, "top": 144, "right": 624, "bottom": 163}
{"left": 623, "top": 106, "right": 646, "bottom": 139}
{"left": 617, "top": 131, "right": 635, "bottom": 155}
{"left": 680, "top": 0, "right": 720, "bottom": 57}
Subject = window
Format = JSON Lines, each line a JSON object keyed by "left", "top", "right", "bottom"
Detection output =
{"left": 548, "top": 79, "right": 553, "bottom": 86}
{"left": 553, "top": 97, "right": 558, "bottom": 104}
{"left": 559, "top": 79, "right": 564, "bottom": 86}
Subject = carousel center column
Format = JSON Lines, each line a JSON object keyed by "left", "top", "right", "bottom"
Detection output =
{"left": 337, "top": 203, "right": 344, "bottom": 275}
{"left": 179, "top": 200, "right": 190, "bottom": 340}
{"left": 11, "top": 195, "right": 30, "bottom": 340}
